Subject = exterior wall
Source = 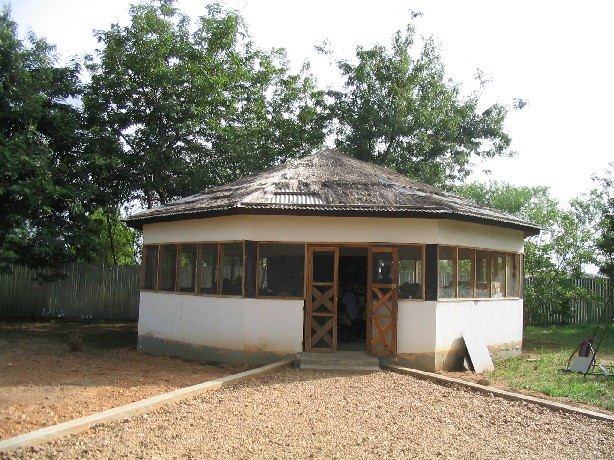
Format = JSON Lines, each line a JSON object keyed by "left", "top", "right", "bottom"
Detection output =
{"left": 139, "top": 214, "right": 526, "bottom": 369}
{"left": 438, "top": 220, "right": 524, "bottom": 253}
{"left": 433, "top": 299, "right": 523, "bottom": 370}
{"left": 395, "top": 299, "right": 522, "bottom": 371}
{"left": 138, "top": 292, "right": 304, "bottom": 364}
{"left": 143, "top": 215, "right": 525, "bottom": 252}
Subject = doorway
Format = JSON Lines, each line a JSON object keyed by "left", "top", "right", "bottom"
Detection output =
{"left": 304, "top": 245, "right": 398, "bottom": 354}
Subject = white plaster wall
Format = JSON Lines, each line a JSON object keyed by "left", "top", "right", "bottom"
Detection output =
{"left": 143, "top": 215, "right": 439, "bottom": 245}
{"left": 138, "top": 292, "right": 304, "bottom": 352}
{"left": 143, "top": 214, "right": 525, "bottom": 251}
{"left": 397, "top": 301, "right": 437, "bottom": 353}
{"left": 438, "top": 220, "right": 525, "bottom": 253}
{"left": 434, "top": 299, "right": 523, "bottom": 353}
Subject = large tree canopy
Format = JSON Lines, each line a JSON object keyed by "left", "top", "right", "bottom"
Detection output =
{"left": 84, "top": 0, "right": 326, "bottom": 209}
{"left": 327, "top": 23, "right": 516, "bottom": 187}
{"left": 0, "top": 8, "right": 100, "bottom": 276}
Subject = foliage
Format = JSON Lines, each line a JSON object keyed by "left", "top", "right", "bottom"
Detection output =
{"left": 455, "top": 181, "right": 602, "bottom": 323}
{"left": 593, "top": 164, "right": 614, "bottom": 278}
{"left": 0, "top": 8, "right": 102, "bottom": 278}
{"left": 488, "top": 324, "right": 614, "bottom": 412}
{"left": 84, "top": 0, "right": 326, "bottom": 209}
{"left": 326, "top": 23, "right": 517, "bottom": 187}
{"left": 85, "top": 207, "right": 138, "bottom": 265}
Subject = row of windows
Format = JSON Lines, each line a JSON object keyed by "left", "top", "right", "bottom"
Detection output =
{"left": 143, "top": 243, "right": 244, "bottom": 295}
{"left": 142, "top": 242, "right": 522, "bottom": 300}
{"left": 438, "top": 246, "right": 521, "bottom": 299}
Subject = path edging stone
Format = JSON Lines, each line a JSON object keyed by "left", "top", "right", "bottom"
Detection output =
{"left": 0, "top": 359, "right": 293, "bottom": 453}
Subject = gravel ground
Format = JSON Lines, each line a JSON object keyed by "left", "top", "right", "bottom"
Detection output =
{"left": 3, "top": 369, "right": 614, "bottom": 460}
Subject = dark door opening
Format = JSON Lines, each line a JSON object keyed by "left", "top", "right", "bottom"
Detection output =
{"left": 337, "top": 247, "right": 368, "bottom": 351}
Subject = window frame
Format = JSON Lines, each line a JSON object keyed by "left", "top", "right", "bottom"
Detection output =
{"left": 396, "top": 244, "right": 425, "bottom": 301}
{"left": 437, "top": 245, "right": 523, "bottom": 301}
{"left": 256, "top": 242, "right": 307, "bottom": 300}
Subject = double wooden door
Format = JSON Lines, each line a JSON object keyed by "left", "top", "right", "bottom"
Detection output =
{"left": 304, "top": 246, "right": 398, "bottom": 354}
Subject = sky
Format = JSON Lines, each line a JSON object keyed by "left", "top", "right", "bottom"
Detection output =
{"left": 5, "top": 0, "right": 613, "bottom": 205}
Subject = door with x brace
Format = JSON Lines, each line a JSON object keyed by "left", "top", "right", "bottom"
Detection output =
{"left": 305, "top": 247, "right": 339, "bottom": 352}
{"left": 367, "top": 247, "right": 398, "bottom": 354}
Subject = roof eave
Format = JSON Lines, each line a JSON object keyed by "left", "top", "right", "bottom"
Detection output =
{"left": 124, "top": 204, "right": 540, "bottom": 236}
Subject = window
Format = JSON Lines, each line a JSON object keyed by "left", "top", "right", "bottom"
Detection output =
{"left": 142, "top": 245, "right": 159, "bottom": 290}
{"left": 178, "top": 244, "right": 197, "bottom": 292}
{"left": 221, "top": 243, "right": 244, "bottom": 295}
{"left": 491, "top": 252, "right": 505, "bottom": 298}
{"left": 437, "top": 245, "right": 522, "bottom": 300}
{"left": 438, "top": 246, "right": 456, "bottom": 299}
{"left": 475, "top": 250, "right": 490, "bottom": 298}
{"left": 398, "top": 245, "right": 423, "bottom": 299}
{"left": 159, "top": 245, "right": 177, "bottom": 292}
{"left": 258, "top": 244, "right": 305, "bottom": 298}
{"left": 198, "top": 244, "right": 218, "bottom": 294}
{"left": 506, "top": 253, "right": 520, "bottom": 297}
{"left": 141, "top": 242, "right": 244, "bottom": 296}
{"left": 458, "top": 248, "right": 474, "bottom": 298}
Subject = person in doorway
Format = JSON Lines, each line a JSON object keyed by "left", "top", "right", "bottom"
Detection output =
{"left": 340, "top": 282, "right": 358, "bottom": 341}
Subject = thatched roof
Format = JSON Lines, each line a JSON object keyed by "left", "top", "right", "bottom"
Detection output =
{"left": 126, "top": 149, "right": 540, "bottom": 235}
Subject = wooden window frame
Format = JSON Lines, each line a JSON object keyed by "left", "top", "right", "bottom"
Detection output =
{"left": 397, "top": 244, "right": 426, "bottom": 301}
{"left": 256, "top": 242, "right": 306, "bottom": 300}
{"left": 436, "top": 246, "right": 523, "bottom": 301}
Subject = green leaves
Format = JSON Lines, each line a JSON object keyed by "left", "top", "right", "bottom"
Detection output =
{"left": 0, "top": 7, "right": 103, "bottom": 277}
{"left": 84, "top": 0, "right": 325, "bottom": 209}
{"left": 327, "top": 23, "right": 514, "bottom": 187}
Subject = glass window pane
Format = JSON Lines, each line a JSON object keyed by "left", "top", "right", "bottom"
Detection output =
{"left": 221, "top": 243, "right": 243, "bottom": 295}
{"left": 142, "top": 245, "right": 158, "bottom": 290}
{"left": 312, "top": 251, "right": 336, "bottom": 284}
{"left": 506, "top": 254, "right": 520, "bottom": 297}
{"left": 399, "top": 246, "right": 423, "bottom": 299}
{"left": 458, "top": 248, "right": 474, "bottom": 298}
{"left": 438, "top": 246, "right": 455, "bottom": 298}
{"left": 258, "top": 244, "right": 305, "bottom": 297}
{"left": 159, "top": 245, "right": 177, "bottom": 292}
{"left": 178, "top": 244, "right": 197, "bottom": 292}
{"left": 372, "top": 252, "right": 393, "bottom": 284}
{"left": 491, "top": 252, "right": 505, "bottom": 298}
{"left": 475, "top": 250, "right": 490, "bottom": 298}
{"left": 198, "top": 244, "right": 218, "bottom": 294}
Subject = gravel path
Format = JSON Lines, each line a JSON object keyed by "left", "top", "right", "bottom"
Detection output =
{"left": 3, "top": 369, "right": 613, "bottom": 459}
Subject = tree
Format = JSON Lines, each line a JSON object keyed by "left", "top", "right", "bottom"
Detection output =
{"left": 597, "top": 199, "right": 614, "bottom": 279}
{"left": 326, "top": 22, "right": 518, "bottom": 187}
{"left": 455, "top": 181, "right": 600, "bottom": 323}
{"left": 594, "top": 165, "right": 614, "bottom": 278}
{"left": 0, "top": 8, "right": 100, "bottom": 277}
{"left": 84, "top": 0, "right": 326, "bottom": 209}
{"left": 85, "top": 207, "right": 138, "bottom": 265}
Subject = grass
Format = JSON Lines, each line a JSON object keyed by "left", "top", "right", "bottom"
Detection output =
{"left": 488, "top": 323, "right": 614, "bottom": 412}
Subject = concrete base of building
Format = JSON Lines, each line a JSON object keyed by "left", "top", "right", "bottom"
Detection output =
{"left": 137, "top": 334, "right": 296, "bottom": 366}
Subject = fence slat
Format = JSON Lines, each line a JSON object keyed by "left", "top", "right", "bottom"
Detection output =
{"left": 0, "top": 263, "right": 140, "bottom": 321}
{"left": 525, "top": 277, "right": 613, "bottom": 325}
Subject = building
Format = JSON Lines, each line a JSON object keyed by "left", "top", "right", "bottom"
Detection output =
{"left": 125, "top": 149, "right": 540, "bottom": 371}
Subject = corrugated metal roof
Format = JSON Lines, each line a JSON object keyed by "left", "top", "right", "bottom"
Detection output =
{"left": 272, "top": 191, "right": 325, "bottom": 205}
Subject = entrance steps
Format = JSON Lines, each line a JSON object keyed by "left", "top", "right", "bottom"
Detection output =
{"left": 298, "top": 351, "right": 381, "bottom": 372}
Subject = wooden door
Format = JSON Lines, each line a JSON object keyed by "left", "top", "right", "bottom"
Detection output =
{"left": 367, "top": 247, "right": 398, "bottom": 354}
{"left": 305, "top": 247, "right": 339, "bottom": 352}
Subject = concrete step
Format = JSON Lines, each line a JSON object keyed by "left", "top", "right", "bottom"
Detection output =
{"left": 298, "top": 352, "right": 381, "bottom": 372}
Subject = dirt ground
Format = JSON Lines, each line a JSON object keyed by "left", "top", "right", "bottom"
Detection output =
{"left": 1, "top": 321, "right": 611, "bottom": 444}
{"left": 0, "top": 320, "right": 251, "bottom": 440}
